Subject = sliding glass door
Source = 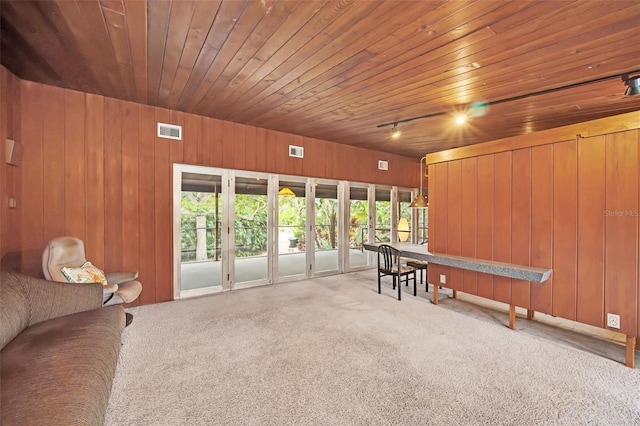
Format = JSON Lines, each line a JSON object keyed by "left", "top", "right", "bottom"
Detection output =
{"left": 277, "top": 178, "right": 307, "bottom": 279}
{"left": 312, "top": 180, "right": 339, "bottom": 275}
{"left": 175, "top": 167, "right": 226, "bottom": 297}
{"left": 174, "top": 166, "right": 416, "bottom": 298}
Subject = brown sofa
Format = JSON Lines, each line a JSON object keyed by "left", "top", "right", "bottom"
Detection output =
{"left": 0, "top": 269, "right": 125, "bottom": 425}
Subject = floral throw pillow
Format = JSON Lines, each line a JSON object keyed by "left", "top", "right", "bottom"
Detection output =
{"left": 61, "top": 262, "right": 108, "bottom": 286}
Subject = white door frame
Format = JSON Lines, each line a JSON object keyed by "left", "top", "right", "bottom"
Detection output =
{"left": 173, "top": 165, "right": 419, "bottom": 300}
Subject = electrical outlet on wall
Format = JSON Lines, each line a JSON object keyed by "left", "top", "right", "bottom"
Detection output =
{"left": 607, "top": 313, "right": 620, "bottom": 329}
{"left": 439, "top": 274, "right": 446, "bottom": 284}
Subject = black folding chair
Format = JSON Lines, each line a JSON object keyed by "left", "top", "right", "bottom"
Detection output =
{"left": 377, "top": 244, "right": 416, "bottom": 300}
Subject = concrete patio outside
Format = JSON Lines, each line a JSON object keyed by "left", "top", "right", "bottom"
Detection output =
{"left": 180, "top": 249, "right": 370, "bottom": 291}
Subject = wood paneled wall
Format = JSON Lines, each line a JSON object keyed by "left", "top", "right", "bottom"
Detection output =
{"left": 0, "top": 66, "right": 22, "bottom": 271}
{"left": 427, "top": 129, "right": 640, "bottom": 338}
{"left": 0, "top": 71, "right": 420, "bottom": 305}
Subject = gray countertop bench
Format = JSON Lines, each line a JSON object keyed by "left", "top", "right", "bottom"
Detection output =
{"left": 364, "top": 242, "right": 553, "bottom": 329}
{"left": 363, "top": 242, "right": 552, "bottom": 283}
{"left": 363, "top": 243, "right": 640, "bottom": 370}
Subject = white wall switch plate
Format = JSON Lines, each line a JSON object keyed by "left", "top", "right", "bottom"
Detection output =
{"left": 439, "top": 274, "right": 446, "bottom": 284}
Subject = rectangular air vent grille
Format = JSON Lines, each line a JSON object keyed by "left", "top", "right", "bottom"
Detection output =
{"left": 378, "top": 160, "right": 389, "bottom": 171}
{"left": 157, "top": 123, "right": 182, "bottom": 140}
{"left": 289, "top": 145, "right": 304, "bottom": 158}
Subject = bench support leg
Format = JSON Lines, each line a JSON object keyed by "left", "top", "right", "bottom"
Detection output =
{"left": 452, "top": 290, "right": 457, "bottom": 299}
{"left": 527, "top": 309, "right": 535, "bottom": 320}
{"left": 626, "top": 335, "right": 636, "bottom": 368}
{"left": 509, "top": 305, "right": 516, "bottom": 330}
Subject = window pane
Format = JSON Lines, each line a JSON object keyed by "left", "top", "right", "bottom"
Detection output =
{"left": 278, "top": 180, "right": 306, "bottom": 277}
{"left": 180, "top": 173, "right": 223, "bottom": 291}
{"left": 315, "top": 183, "right": 339, "bottom": 273}
{"left": 375, "top": 188, "right": 391, "bottom": 243}
{"left": 398, "top": 190, "right": 412, "bottom": 243}
{"left": 234, "top": 177, "right": 268, "bottom": 283}
{"left": 349, "top": 185, "right": 369, "bottom": 268}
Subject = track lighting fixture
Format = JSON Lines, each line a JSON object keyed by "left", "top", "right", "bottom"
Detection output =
{"left": 377, "top": 68, "right": 640, "bottom": 131}
{"left": 391, "top": 123, "right": 401, "bottom": 139}
{"left": 623, "top": 74, "right": 640, "bottom": 96}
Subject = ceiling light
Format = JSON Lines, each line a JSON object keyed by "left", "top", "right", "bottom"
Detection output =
{"left": 397, "top": 218, "right": 410, "bottom": 242}
{"left": 455, "top": 114, "right": 467, "bottom": 124}
{"left": 410, "top": 156, "right": 428, "bottom": 208}
{"left": 391, "top": 123, "right": 401, "bottom": 139}
{"left": 409, "top": 193, "right": 427, "bottom": 208}
{"left": 624, "top": 75, "right": 640, "bottom": 96}
{"left": 278, "top": 187, "right": 295, "bottom": 197}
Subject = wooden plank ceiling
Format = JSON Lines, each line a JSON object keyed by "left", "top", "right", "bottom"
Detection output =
{"left": 2, "top": 0, "right": 640, "bottom": 158}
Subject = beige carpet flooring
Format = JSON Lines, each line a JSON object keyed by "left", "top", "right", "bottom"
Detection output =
{"left": 106, "top": 271, "right": 640, "bottom": 425}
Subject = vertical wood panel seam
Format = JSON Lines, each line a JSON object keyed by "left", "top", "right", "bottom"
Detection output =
{"left": 573, "top": 135, "right": 580, "bottom": 320}
{"left": 551, "top": 144, "right": 555, "bottom": 314}
{"left": 62, "top": 89, "right": 67, "bottom": 235}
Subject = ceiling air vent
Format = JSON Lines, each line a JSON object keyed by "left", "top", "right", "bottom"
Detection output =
{"left": 289, "top": 145, "right": 304, "bottom": 158}
{"left": 157, "top": 123, "right": 182, "bottom": 140}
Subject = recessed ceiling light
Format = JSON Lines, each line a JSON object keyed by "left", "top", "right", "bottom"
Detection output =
{"left": 455, "top": 114, "right": 467, "bottom": 124}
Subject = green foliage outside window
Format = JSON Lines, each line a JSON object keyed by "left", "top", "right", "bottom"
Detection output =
{"left": 181, "top": 193, "right": 221, "bottom": 261}
{"left": 375, "top": 200, "right": 391, "bottom": 242}
{"left": 278, "top": 195, "right": 306, "bottom": 245}
{"left": 234, "top": 194, "right": 268, "bottom": 257}
{"left": 180, "top": 192, "right": 271, "bottom": 259}
{"left": 315, "top": 198, "right": 338, "bottom": 249}
{"left": 349, "top": 200, "right": 368, "bottom": 248}
{"left": 181, "top": 189, "right": 406, "bottom": 259}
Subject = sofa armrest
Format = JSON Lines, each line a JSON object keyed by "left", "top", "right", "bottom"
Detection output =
{"left": 18, "top": 273, "right": 104, "bottom": 326}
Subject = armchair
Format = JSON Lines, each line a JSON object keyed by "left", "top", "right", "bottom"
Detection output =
{"left": 42, "top": 236, "right": 142, "bottom": 306}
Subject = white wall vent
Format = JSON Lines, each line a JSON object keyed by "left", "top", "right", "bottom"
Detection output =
{"left": 289, "top": 145, "right": 304, "bottom": 158}
{"left": 378, "top": 160, "right": 389, "bottom": 171}
{"left": 157, "top": 123, "right": 182, "bottom": 140}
